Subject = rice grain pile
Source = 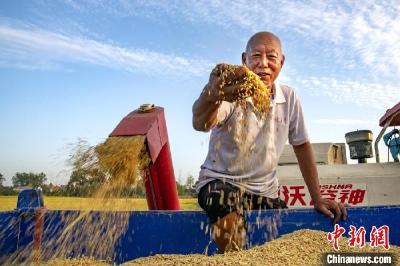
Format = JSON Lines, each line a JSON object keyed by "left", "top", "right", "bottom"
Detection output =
{"left": 42, "top": 257, "right": 109, "bottom": 266}
{"left": 211, "top": 64, "right": 272, "bottom": 115}
{"left": 124, "top": 229, "right": 400, "bottom": 266}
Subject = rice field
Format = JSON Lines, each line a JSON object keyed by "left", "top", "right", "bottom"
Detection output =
{"left": 0, "top": 196, "right": 200, "bottom": 211}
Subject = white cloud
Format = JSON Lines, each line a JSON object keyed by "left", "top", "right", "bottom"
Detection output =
{"left": 3, "top": 1, "right": 400, "bottom": 108}
{"left": 67, "top": 0, "right": 400, "bottom": 78}
{"left": 277, "top": 63, "right": 399, "bottom": 110}
{"left": 0, "top": 23, "right": 212, "bottom": 76}
{"left": 288, "top": 76, "right": 400, "bottom": 110}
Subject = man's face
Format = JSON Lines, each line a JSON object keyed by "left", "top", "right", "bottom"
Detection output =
{"left": 242, "top": 36, "right": 285, "bottom": 87}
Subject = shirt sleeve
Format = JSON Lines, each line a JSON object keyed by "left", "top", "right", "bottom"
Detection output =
{"left": 288, "top": 92, "right": 309, "bottom": 145}
{"left": 216, "top": 101, "right": 235, "bottom": 126}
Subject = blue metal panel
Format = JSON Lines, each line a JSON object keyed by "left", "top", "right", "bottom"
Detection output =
{"left": 40, "top": 210, "right": 78, "bottom": 260}
{"left": 16, "top": 189, "right": 44, "bottom": 210}
{"left": 0, "top": 188, "right": 45, "bottom": 265}
{"left": 113, "top": 206, "right": 400, "bottom": 264}
{"left": 40, "top": 210, "right": 119, "bottom": 261}
{"left": 0, "top": 211, "right": 19, "bottom": 264}
{"left": 1, "top": 206, "right": 400, "bottom": 265}
{"left": 114, "top": 211, "right": 214, "bottom": 264}
{"left": 0, "top": 210, "right": 37, "bottom": 265}
{"left": 245, "top": 206, "right": 400, "bottom": 247}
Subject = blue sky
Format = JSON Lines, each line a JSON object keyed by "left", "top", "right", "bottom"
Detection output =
{"left": 1, "top": 0, "right": 399, "bottom": 186}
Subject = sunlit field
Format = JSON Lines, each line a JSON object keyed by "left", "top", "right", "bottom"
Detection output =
{"left": 0, "top": 196, "right": 200, "bottom": 211}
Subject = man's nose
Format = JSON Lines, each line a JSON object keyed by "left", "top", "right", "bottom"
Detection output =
{"left": 260, "top": 54, "right": 268, "bottom": 67}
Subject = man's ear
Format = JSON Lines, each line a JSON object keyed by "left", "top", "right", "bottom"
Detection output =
{"left": 281, "top": 54, "right": 285, "bottom": 67}
{"left": 241, "top": 52, "right": 247, "bottom": 65}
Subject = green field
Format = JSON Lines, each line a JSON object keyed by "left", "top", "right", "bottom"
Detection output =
{"left": 0, "top": 196, "right": 200, "bottom": 211}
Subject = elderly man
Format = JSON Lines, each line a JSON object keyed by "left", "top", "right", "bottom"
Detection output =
{"left": 192, "top": 32, "right": 347, "bottom": 253}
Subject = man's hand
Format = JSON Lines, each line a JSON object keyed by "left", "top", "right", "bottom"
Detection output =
{"left": 192, "top": 64, "right": 249, "bottom": 132}
{"left": 314, "top": 198, "right": 347, "bottom": 224}
{"left": 206, "top": 64, "right": 252, "bottom": 103}
{"left": 293, "top": 143, "right": 348, "bottom": 224}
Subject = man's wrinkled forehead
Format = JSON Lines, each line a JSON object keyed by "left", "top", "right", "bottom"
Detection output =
{"left": 246, "top": 32, "right": 282, "bottom": 54}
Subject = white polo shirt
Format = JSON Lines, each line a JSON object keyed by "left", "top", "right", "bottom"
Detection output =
{"left": 196, "top": 83, "right": 309, "bottom": 198}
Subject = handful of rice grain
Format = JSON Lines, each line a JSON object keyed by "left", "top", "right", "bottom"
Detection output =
{"left": 212, "top": 64, "right": 272, "bottom": 115}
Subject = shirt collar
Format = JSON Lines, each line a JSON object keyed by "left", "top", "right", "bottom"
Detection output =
{"left": 273, "top": 83, "right": 286, "bottom": 104}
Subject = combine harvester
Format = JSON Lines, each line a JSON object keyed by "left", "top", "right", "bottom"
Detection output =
{"left": 0, "top": 103, "right": 399, "bottom": 264}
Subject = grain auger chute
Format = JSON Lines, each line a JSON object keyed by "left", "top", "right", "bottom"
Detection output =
{"left": 109, "top": 104, "right": 180, "bottom": 210}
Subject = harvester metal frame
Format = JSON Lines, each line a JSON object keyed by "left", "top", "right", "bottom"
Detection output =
{"left": 375, "top": 102, "right": 400, "bottom": 163}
